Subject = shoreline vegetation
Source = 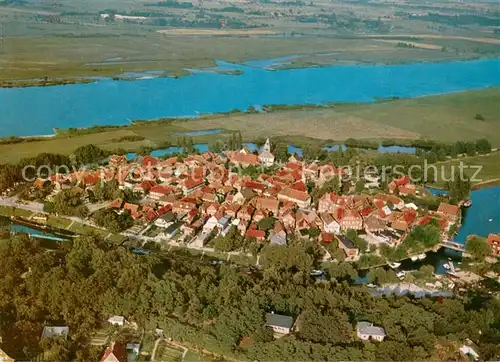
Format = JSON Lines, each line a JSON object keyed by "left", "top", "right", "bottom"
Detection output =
{"left": 1, "top": 54, "right": 499, "bottom": 88}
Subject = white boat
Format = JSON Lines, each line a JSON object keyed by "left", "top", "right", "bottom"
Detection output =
{"left": 388, "top": 262, "right": 402, "bottom": 269}
{"left": 417, "top": 253, "right": 427, "bottom": 260}
{"left": 410, "top": 255, "right": 418, "bottom": 261}
{"left": 489, "top": 218, "right": 493, "bottom": 222}
{"left": 396, "top": 271, "right": 406, "bottom": 278}
{"left": 443, "top": 263, "right": 451, "bottom": 270}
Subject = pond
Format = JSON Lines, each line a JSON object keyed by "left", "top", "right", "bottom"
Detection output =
{"left": 1, "top": 58, "right": 499, "bottom": 137}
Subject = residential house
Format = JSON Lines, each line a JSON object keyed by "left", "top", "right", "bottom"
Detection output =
{"left": 334, "top": 208, "right": 363, "bottom": 231}
{"left": 280, "top": 210, "right": 296, "bottom": 230}
{"left": 203, "top": 216, "right": 219, "bottom": 233}
{"left": 437, "top": 202, "right": 461, "bottom": 222}
{"left": 318, "top": 192, "right": 338, "bottom": 213}
{"left": 336, "top": 235, "right": 359, "bottom": 259}
{"left": 356, "top": 322, "right": 386, "bottom": 341}
{"left": 278, "top": 187, "right": 311, "bottom": 209}
{"left": 183, "top": 177, "right": 204, "bottom": 195}
{"left": 192, "top": 231, "right": 211, "bottom": 248}
{"left": 246, "top": 228, "right": 266, "bottom": 242}
{"left": 237, "top": 205, "right": 254, "bottom": 224}
{"left": 226, "top": 149, "right": 260, "bottom": 167}
{"left": 41, "top": 326, "right": 69, "bottom": 340}
{"left": 244, "top": 180, "right": 267, "bottom": 194}
{"left": 108, "top": 316, "right": 126, "bottom": 327}
{"left": 149, "top": 185, "right": 174, "bottom": 200}
{"left": 487, "top": 233, "right": 500, "bottom": 256}
{"left": 154, "top": 211, "right": 175, "bottom": 228}
{"left": 100, "top": 342, "right": 127, "bottom": 362}
{"left": 232, "top": 188, "right": 256, "bottom": 205}
{"left": 255, "top": 197, "right": 280, "bottom": 215}
{"left": 265, "top": 313, "right": 294, "bottom": 335}
{"left": 320, "top": 212, "right": 341, "bottom": 234}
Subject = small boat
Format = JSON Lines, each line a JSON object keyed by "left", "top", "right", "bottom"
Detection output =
{"left": 396, "top": 271, "right": 406, "bottom": 278}
{"left": 443, "top": 263, "right": 451, "bottom": 270}
{"left": 417, "top": 253, "right": 427, "bottom": 260}
{"left": 410, "top": 255, "right": 418, "bottom": 262}
{"left": 463, "top": 200, "right": 472, "bottom": 208}
{"left": 489, "top": 218, "right": 493, "bottom": 222}
{"left": 388, "top": 262, "right": 401, "bottom": 269}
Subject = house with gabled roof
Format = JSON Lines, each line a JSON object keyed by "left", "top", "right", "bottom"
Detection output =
{"left": 100, "top": 342, "right": 127, "bottom": 362}
{"left": 356, "top": 322, "right": 386, "bottom": 341}
{"left": 0, "top": 348, "right": 14, "bottom": 362}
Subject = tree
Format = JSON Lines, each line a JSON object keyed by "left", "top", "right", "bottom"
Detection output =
{"left": 476, "top": 138, "right": 492, "bottom": 154}
{"left": 92, "top": 208, "right": 133, "bottom": 232}
{"left": 257, "top": 217, "right": 275, "bottom": 231}
{"left": 446, "top": 169, "right": 471, "bottom": 203}
{"left": 208, "top": 140, "right": 225, "bottom": 153}
{"left": 299, "top": 309, "right": 353, "bottom": 344}
{"left": 74, "top": 144, "right": 107, "bottom": 165}
{"left": 355, "top": 179, "right": 365, "bottom": 193}
{"left": 466, "top": 236, "right": 492, "bottom": 260}
{"left": 474, "top": 113, "right": 485, "bottom": 121}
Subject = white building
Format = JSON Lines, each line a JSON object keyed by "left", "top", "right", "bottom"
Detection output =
{"left": 108, "top": 316, "right": 126, "bottom": 326}
{"left": 259, "top": 138, "right": 275, "bottom": 167}
{"left": 356, "top": 322, "right": 386, "bottom": 341}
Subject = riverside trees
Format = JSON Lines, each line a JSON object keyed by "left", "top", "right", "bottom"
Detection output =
{"left": 1, "top": 234, "right": 499, "bottom": 361}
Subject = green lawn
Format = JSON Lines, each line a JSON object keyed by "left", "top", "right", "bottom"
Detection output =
{"left": 0, "top": 205, "right": 33, "bottom": 219}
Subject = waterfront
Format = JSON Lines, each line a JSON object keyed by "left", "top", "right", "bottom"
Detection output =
{"left": 1, "top": 58, "right": 499, "bottom": 137}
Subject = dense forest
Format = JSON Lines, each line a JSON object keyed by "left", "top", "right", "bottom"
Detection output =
{"left": 0, "top": 234, "right": 499, "bottom": 361}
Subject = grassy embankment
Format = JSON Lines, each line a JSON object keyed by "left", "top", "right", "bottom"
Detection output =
{"left": 2, "top": 32, "right": 499, "bottom": 86}
{"left": 0, "top": 205, "right": 125, "bottom": 244}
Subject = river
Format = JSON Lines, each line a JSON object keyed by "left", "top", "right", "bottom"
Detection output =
{"left": 1, "top": 58, "right": 500, "bottom": 137}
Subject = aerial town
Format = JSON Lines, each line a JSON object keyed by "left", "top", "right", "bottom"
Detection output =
{"left": 21, "top": 138, "right": 478, "bottom": 264}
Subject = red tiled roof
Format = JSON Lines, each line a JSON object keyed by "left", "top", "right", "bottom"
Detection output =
{"left": 142, "top": 155, "right": 159, "bottom": 167}
{"left": 394, "top": 176, "right": 410, "bottom": 187}
{"left": 291, "top": 181, "right": 307, "bottom": 192}
{"left": 184, "top": 177, "right": 204, "bottom": 190}
{"left": 278, "top": 187, "right": 310, "bottom": 202}
{"left": 321, "top": 232, "right": 334, "bottom": 243}
{"left": 437, "top": 202, "right": 460, "bottom": 217}
{"left": 150, "top": 185, "right": 173, "bottom": 196}
{"left": 244, "top": 180, "right": 267, "bottom": 191}
{"left": 100, "top": 342, "right": 127, "bottom": 362}
{"left": 246, "top": 229, "right": 266, "bottom": 239}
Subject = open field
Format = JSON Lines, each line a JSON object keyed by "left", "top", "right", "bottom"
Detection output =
{"left": 2, "top": 34, "right": 489, "bottom": 82}
{"left": 431, "top": 152, "right": 500, "bottom": 188}
{"left": 0, "top": 87, "right": 498, "bottom": 164}
{"left": 1, "top": 0, "right": 499, "bottom": 81}
{"left": 333, "top": 87, "right": 500, "bottom": 145}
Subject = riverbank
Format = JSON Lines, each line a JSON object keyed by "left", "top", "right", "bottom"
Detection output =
{"left": 1, "top": 58, "right": 499, "bottom": 138}
{"left": 0, "top": 86, "right": 499, "bottom": 163}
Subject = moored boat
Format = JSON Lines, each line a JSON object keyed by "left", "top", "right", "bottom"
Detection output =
{"left": 463, "top": 200, "right": 472, "bottom": 208}
{"left": 417, "top": 253, "right": 427, "bottom": 260}
{"left": 388, "top": 262, "right": 401, "bottom": 269}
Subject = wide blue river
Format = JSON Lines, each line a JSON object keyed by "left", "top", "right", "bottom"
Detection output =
{"left": 1, "top": 58, "right": 500, "bottom": 137}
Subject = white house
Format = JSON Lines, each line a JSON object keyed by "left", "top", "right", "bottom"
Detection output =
{"left": 203, "top": 215, "right": 219, "bottom": 233}
{"left": 356, "top": 321, "right": 386, "bottom": 341}
{"left": 265, "top": 312, "right": 293, "bottom": 335}
{"left": 108, "top": 316, "right": 126, "bottom": 326}
{"left": 320, "top": 212, "right": 341, "bottom": 234}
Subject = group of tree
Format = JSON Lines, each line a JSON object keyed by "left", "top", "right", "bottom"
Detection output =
{"left": 0, "top": 234, "right": 499, "bottom": 361}
{"left": 43, "top": 188, "right": 89, "bottom": 218}
{"left": 91, "top": 208, "right": 133, "bottom": 233}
